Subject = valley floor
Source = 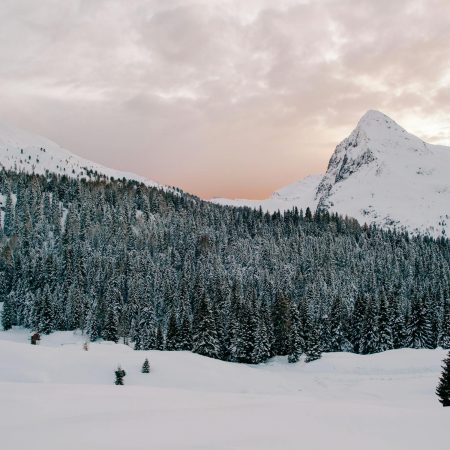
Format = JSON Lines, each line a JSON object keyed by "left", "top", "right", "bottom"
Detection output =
{"left": 0, "top": 328, "right": 448, "bottom": 450}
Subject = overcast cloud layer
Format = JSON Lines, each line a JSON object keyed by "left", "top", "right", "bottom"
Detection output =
{"left": 1, "top": 0, "right": 449, "bottom": 198}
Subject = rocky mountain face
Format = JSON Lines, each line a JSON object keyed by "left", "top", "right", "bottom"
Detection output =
{"left": 214, "top": 111, "right": 450, "bottom": 237}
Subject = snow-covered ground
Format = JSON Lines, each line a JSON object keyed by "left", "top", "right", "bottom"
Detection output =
{"left": 0, "top": 121, "right": 160, "bottom": 187}
{"left": 0, "top": 328, "right": 448, "bottom": 450}
{"left": 213, "top": 174, "right": 322, "bottom": 214}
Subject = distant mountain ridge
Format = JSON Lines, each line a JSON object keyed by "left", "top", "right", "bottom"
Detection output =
{"left": 0, "top": 121, "right": 159, "bottom": 187}
{"left": 214, "top": 110, "right": 450, "bottom": 237}
{"left": 1, "top": 113, "right": 448, "bottom": 237}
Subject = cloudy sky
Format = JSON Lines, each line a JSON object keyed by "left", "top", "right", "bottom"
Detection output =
{"left": 1, "top": 0, "right": 449, "bottom": 198}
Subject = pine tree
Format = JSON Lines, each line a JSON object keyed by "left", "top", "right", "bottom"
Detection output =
{"left": 38, "top": 286, "right": 54, "bottom": 335}
{"left": 298, "top": 297, "right": 310, "bottom": 353}
{"left": 165, "top": 311, "right": 178, "bottom": 351}
{"left": 86, "top": 299, "right": 99, "bottom": 342}
{"left": 378, "top": 291, "right": 393, "bottom": 352}
{"left": 272, "top": 294, "right": 291, "bottom": 355}
{"left": 328, "top": 296, "right": 352, "bottom": 352}
{"left": 318, "top": 314, "right": 332, "bottom": 353}
{"left": 305, "top": 207, "right": 312, "bottom": 221}
{"left": 388, "top": 293, "right": 407, "bottom": 349}
{"left": 407, "top": 296, "right": 433, "bottom": 349}
{"left": 351, "top": 295, "right": 366, "bottom": 353}
{"left": 3, "top": 193, "right": 14, "bottom": 236}
{"left": 133, "top": 317, "right": 143, "bottom": 351}
{"left": 261, "top": 300, "right": 275, "bottom": 357}
{"left": 436, "top": 351, "right": 450, "bottom": 407}
{"left": 103, "top": 303, "right": 119, "bottom": 343}
{"left": 359, "top": 295, "right": 379, "bottom": 354}
{"left": 141, "top": 358, "right": 150, "bottom": 374}
{"left": 192, "top": 296, "right": 220, "bottom": 359}
{"left": 287, "top": 302, "right": 302, "bottom": 363}
{"left": 438, "top": 301, "right": 450, "bottom": 349}
{"left": 115, "top": 366, "right": 126, "bottom": 385}
{"left": 139, "top": 306, "right": 156, "bottom": 350}
{"left": 229, "top": 302, "right": 247, "bottom": 362}
{"left": 155, "top": 325, "right": 165, "bottom": 350}
{"left": 1, "top": 296, "right": 13, "bottom": 330}
{"left": 305, "top": 324, "right": 322, "bottom": 363}
{"left": 251, "top": 306, "right": 271, "bottom": 364}
{"left": 177, "top": 312, "right": 193, "bottom": 350}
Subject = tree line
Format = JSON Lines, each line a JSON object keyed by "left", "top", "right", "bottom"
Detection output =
{"left": 0, "top": 169, "right": 449, "bottom": 363}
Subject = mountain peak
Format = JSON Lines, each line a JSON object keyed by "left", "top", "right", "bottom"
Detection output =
{"left": 213, "top": 110, "right": 449, "bottom": 237}
{"left": 358, "top": 109, "right": 392, "bottom": 122}
{"left": 355, "top": 110, "right": 410, "bottom": 143}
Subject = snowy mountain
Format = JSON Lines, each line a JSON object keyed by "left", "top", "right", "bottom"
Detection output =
{"left": 214, "top": 111, "right": 450, "bottom": 237}
{"left": 0, "top": 121, "right": 159, "bottom": 187}
{"left": 2, "top": 113, "right": 449, "bottom": 237}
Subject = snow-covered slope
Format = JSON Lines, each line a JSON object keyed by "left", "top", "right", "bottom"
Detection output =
{"left": 214, "top": 111, "right": 450, "bottom": 237}
{"left": 213, "top": 174, "right": 322, "bottom": 212}
{"left": 0, "top": 121, "right": 159, "bottom": 187}
{"left": 0, "top": 328, "right": 448, "bottom": 450}
{"left": 316, "top": 110, "right": 450, "bottom": 236}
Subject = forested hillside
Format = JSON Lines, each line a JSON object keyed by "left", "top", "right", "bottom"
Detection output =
{"left": 1, "top": 170, "right": 449, "bottom": 363}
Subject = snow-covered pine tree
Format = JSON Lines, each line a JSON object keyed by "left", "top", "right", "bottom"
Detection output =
{"left": 37, "top": 286, "right": 54, "bottom": 335}
{"left": 251, "top": 315, "right": 271, "bottom": 364}
{"left": 192, "top": 296, "right": 220, "bottom": 359}
{"left": 140, "top": 306, "right": 156, "bottom": 350}
{"left": 272, "top": 293, "right": 291, "bottom": 356}
{"left": 229, "top": 301, "right": 250, "bottom": 363}
{"left": 177, "top": 312, "right": 193, "bottom": 350}
{"left": 298, "top": 296, "right": 310, "bottom": 352}
{"left": 407, "top": 295, "right": 433, "bottom": 349}
{"left": 141, "top": 358, "right": 150, "bottom": 373}
{"left": 388, "top": 293, "right": 407, "bottom": 349}
{"left": 133, "top": 315, "right": 143, "bottom": 350}
{"left": 261, "top": 300, "right": 275, "bottom": 357}
{"left": 305, "top": 207, "right": 312, "bottom": 221}
{"left": 305, "top": 323, "right": 322, "bottom": 363}
{"left": 377, "top": 291, "right": 393, "bottom": 352}
{"left": 436, "top": 351, "right": 450, "bottom": 407}
{"left": 3, "top": 193, "right": 14, "bottom": 237}
{"left": 287, "top": 302, "right": 302, "bottom": 363}
{"left": 426, "top": 292, "right": 441, "bottom": 348}
{"left": 350, "top": 295, "right": 366, "bottom": 353}
{"left": 359, "top": 295, "right": 379, "bottom": 354}
{"left": 243, "top": 299, "right": 258, "bottom": 363}
{"left": 165, "top": 311, "right": 178, "bottom": 351}
{"left": 328, "top": 296, "right": 352, "bottom": 352}
{"left": 155, "top": 324, "right": 165, "bottom": 350}
{"left": 438, "top": 301, "right": 450, "bottom": 349}
{"left": 1, "top": 295, "right": 13, "bottom": 330}
{"left": 228, "top": 289, "right": 248, "bottom": 363}
{"left": 103, "top": 298, "right": 120, "bottom": 344}
{"left": 86, "top": 296, "right": 99, "bottom": 342}
{"left": 115, "top": 366, "right": 126, "bottom": 385}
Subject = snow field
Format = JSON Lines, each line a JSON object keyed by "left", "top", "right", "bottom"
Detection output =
{"left": 0, "top": 328, "right": 448, "bottom": 450}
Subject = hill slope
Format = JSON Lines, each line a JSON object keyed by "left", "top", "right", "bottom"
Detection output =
{"left": 214, "top": 111, "right": 450, "bottom": 237}
{"left": 0, "top": 121, "right": 159, "bottom": 187}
